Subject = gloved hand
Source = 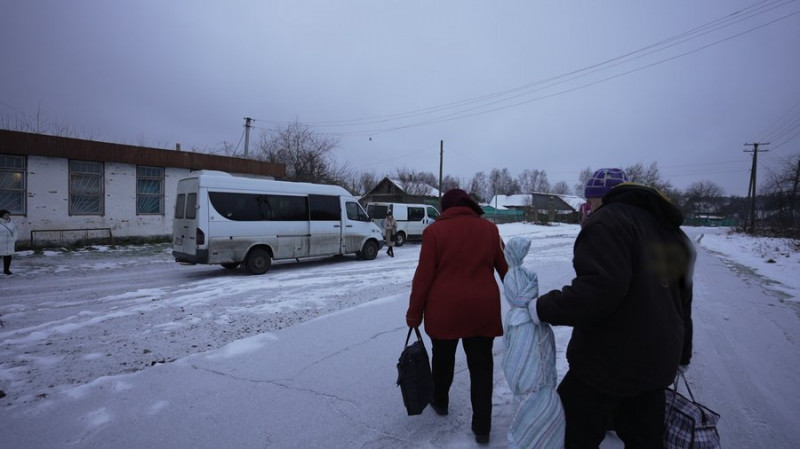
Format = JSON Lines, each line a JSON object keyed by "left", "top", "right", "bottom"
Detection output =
{"left": 677, "top": 364, "right": 689, "bottom": 375}
{"left": 406, "top": 315, "right": 422, "bottom": 328}
{"left": 527, "top": 299, "right": 541, "bottom": 325}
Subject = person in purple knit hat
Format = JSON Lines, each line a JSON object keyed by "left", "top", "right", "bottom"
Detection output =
{"left": 528, "top": 168, "right": 696, "bottom": 448}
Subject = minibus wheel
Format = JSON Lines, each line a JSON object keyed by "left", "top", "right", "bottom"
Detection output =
{"left": 358, "top": 240, "right": 378, "bottom": 260}
{"left": 245, "top": 247, "right": 272, "bottom": 274}
{"left": 395, "top": 232, "right": 406, "bottom": 247}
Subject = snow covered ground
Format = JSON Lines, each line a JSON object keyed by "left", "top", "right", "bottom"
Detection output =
{"left": 0, "top": 223, "right": 798, "bottom": 448}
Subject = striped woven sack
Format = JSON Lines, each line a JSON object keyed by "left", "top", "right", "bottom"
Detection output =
{"left": 664, "top": 373, "right": 721, "bottom": 449}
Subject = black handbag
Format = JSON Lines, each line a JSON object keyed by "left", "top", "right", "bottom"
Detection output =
{"left": 664, "top": 373, "right": 721, "bottom": 448}
{"left": 396, "top": 327, "right": 433, "bottom": 416}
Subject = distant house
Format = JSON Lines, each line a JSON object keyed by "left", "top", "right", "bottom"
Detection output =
{"left": 0, "top": 130, "right": 285, "bottom": 248}
{"left": 359, "top": 177, "right": 441, "bottom": 207}
{"left": 487, "top": 192, "right": 584, "bottom": 223}
{"left": 684, "top": 215, "right": 738, "bottom": 227}
{"left": 481, "top": 204, "right": 525, "bottom": 223}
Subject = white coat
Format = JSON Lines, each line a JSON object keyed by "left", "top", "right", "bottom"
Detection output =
{"left": 0, "top": 218, "right": 18, "bottom": 256}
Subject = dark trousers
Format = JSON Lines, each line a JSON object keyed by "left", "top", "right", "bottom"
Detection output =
{"left": 558, "top": 370, "right": 665, "bottom": 449}
{"left": 3, "top": 255, "right": 10, "bottom": 273}
{"left": 430, "top": 336, "right": 494, "bottom": 435}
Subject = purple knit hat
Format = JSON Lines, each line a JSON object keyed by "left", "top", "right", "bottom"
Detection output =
{"left": 584, "top": 168, "right": 629, "bottom": 199}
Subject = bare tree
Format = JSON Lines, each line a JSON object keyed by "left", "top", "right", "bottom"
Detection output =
{"left": 517, "top": 169, "right": 550, "bottom": 193}
{"left": 441, "top": 174, "right": 461, "bottom": 193}
{"left": 760, "top": 153, "right": 800, "bottom": 234}
{"left": 468, "top": 171, "right": 490, "bottom": 202}
{"left": 344, "top": 170, "right": 379, "bottom": 196}
{"left": 551, "top": 180, "right": 571, "bottom": 195}
{"left": 624, "top": 161, "right": 677, "bottom": 202}
{"left": 1, "top": 105, "right": 81, "bottom": 138}
{"left": 575, "top": 167, "right": 594, "bottom": 197}
{"left": 255, "top": 120, "right": 349, "bottom": 185}
{"left": 489, "top": 168, "right": 520, "bottom": 196}
{"left": 394, "top": 168, "right": 438, "bottom": 196}
{"left": 684, "top": 180, "right": 726, "bottom": 217}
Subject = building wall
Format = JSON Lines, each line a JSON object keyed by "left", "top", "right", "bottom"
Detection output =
{"left": 16, "top": 156, "right": 197, "bottom": 247}
{"left": 1, "top": 130, "right": 285, "bottom": 249}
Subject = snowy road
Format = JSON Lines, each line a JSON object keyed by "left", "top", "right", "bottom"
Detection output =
{"left": 0, "top": 243, "right": 421, "bottom": 408}
{"left": 1, "top": 223, "right": 799, "bottom": 448}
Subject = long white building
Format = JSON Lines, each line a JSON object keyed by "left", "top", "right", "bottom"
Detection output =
{"left": 0, "top": 130, "right": 284, "bottom": 249}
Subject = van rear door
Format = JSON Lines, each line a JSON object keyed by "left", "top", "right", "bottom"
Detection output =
{"left": 172, "top": 178, "right": 200, "bottom": 259}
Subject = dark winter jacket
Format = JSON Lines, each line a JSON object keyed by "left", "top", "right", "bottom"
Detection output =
{"left": 536, "top": 184, "right": 695, "bottom": 396}
{"left": 406, "top": 206, "right": 508, "bottom": 339}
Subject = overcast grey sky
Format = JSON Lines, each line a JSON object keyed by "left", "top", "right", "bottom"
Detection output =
{"left": 2, "top": 0, "right": 799, "bottom": 196}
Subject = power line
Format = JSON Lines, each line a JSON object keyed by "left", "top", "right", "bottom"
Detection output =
{"left": 348, "top": 8, "right": 800, "bottom": 137}
{"left": 758, "top": 98, "right": 800, "bottom": 140}
{"left": 251, "top": 1, "right": 799, "bottom": 136}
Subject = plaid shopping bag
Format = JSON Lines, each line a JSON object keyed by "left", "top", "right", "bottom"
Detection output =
{"left": 664, "top": 373, "right": 721, "bottom": 449}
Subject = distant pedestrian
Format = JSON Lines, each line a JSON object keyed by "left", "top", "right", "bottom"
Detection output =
{"left": 0, "top": 209, "right": 18, "bottom": 275}
{"left": 383, "top": 210, "right": 397, "bottom": 257}
{"left": 528, "top": 168, "right": 696, "bottom": 447}
{"left": 502, "top": 236, "right": 565, "bottom": 448}
{"left": 578, "top": 201, "right": 591, "bottom": 227}
{"left": 406, "top": 188, "right": 508, "bottom": 445}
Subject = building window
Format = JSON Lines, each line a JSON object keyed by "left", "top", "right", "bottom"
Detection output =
{"left": 69, "top": 160, "right": 104, "bottom": 215}
{"left": 136, "top": 166, "right": 164, "bottom": 215}
{"left": 0, "top": 154, "right": 26, "bottom": 215}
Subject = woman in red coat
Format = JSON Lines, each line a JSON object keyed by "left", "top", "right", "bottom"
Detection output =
{"left": 406, "top": 189, "right": 508, "bottom": 445}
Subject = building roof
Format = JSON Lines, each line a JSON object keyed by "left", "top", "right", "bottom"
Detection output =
{"left": 0, "top": 130, "right": 286, "bottom": 178}
{"left": 557, "top": 194, "right": 587, "bottom": 211}
{"left": 488, "top": 193, "right": 586, "bottom": 212}
{"left": 386, "top": 178, "right": 441, "bottom": 198}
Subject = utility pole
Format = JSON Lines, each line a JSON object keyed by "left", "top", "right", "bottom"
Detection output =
{"left": 243, "top": 117, "right": 254, "bottom": 157}
{"left": 744, "top": 142, "right": 769, "bottom": 233}
{"left": 439, "top": 140, "right": 444, "bottom": 202}
{"left": 791, "top": 158, "right": 800, "bottom": 228}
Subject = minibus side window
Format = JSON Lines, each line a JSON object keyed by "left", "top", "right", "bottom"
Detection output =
{"left": 209, "top": 192, "right": 308, "bottom": 221}
{"left": 367, "top": 205, "right": 388, "bottom": 219}
{"left": 408, "top": 207, "right": 424, "bottom": 221}
{"left": 186, "top": 193, "right": 197, "bottom": 219}
{"left": 269, "top": 195, "right": 308, "bottom": 221}
{"left": 346, "top": 201, "right": 370, "bottom": 222}
{"left": 309, "top": 195, "right": 340, "bottom": 221}
{"left": 175, "top": 194, "right": 186, "bottom": 219}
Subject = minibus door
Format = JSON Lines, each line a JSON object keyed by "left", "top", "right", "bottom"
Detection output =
{"left": 309, "top": 195, "right": 343, "bottom": 256}
{"left": 343, "top": 199, "right": 372, "bottom": 253}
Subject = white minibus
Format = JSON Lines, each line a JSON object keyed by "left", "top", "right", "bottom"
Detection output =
{"left": 172, "top": 171, "right": 384, "bottom": 274}
{"left": 365, "top": 202, "right": 440, "bottom": 246}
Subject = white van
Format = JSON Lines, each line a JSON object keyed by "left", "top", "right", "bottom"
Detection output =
{"left": 365, "top": 202, "right": 440, "bottom": 246}
{"left": 172, "top": 172, "right": 384, "bottom": 274}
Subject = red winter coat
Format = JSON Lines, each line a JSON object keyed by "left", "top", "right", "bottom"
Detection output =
{"left": 406, "top": 206, "right": 508, "bottom": 339}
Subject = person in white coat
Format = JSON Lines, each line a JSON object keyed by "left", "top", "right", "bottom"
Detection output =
{"left": 0, "top": 209, "right": 18, "bottom": 275}
{"left": 383, "top": 211, "right": 397, "bottom": 257}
